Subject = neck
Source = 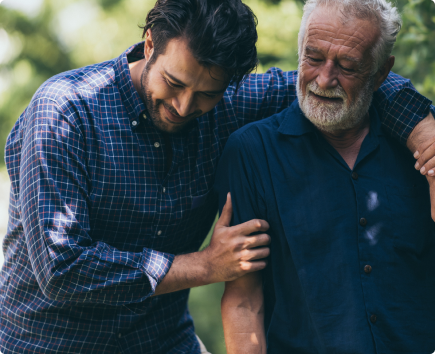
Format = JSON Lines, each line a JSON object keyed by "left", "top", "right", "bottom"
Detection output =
{"left": 320, "top": 115, "right": 370, "bottom": 170}
{"left": 128, "top": 59, "right": 146, "bottom": 96}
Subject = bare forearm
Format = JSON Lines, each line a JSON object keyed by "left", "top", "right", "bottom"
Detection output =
{"left": 407, "top": 112, "right": 435, "bottom": 154}
{"left": 154, "top": 252, "right": 209, "bottom": 296}
{"left": 222, "top": 274, "right": 266, "bottom": 354}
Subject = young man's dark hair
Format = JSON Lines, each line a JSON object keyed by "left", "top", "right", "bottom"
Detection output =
{"left": 141, "top": 0, "right": 258, "bottom": 88}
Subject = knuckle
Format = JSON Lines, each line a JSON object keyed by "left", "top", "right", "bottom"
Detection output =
{"left": 240, "top": 249, "right": 249, "bottom": 260}
{"left": 240, "top": 262, "right": 251, "bottom": 272}
{"left": 253, "top": 219, "right": 262, "bottom": 229}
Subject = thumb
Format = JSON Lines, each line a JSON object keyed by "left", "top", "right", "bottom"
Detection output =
{"left": 216, "top": 193, "right": 233, "bottom": 227}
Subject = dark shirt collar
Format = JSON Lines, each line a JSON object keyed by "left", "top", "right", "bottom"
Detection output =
{"left": 278, "top": 97, "right": 384, "bottom": 138}
{"left": 113, "top": 42, "right": 148, "bottom": 128}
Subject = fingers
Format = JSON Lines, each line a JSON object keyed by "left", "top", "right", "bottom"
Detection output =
{"left": 240, "top": 259, "right": 268, "bottom": 273}
{"left": 414, "top": 142, "right": 435, "bottom": 176}
{"left": 233, "top": 218, "right": 270, "bottom": 236}
{"left": 242, "top": 246, "right": 270, "bottom": 261}
{"left": 216, "top": 193, "right": 233, "bottom": 227}
{"left": 243, "top": 233, "right": 271, "bottom": 249}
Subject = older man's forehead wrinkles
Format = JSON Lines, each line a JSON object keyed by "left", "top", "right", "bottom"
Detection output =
{"left": 306, "top": 29, "right": 371, "bottom": 60}
{"left": 307, "top": 22, "right": 370, "bottom": 44}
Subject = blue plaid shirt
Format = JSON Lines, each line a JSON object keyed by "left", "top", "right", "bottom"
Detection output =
{"left": 0, "top": 42, "right": 432, "bottom": 354}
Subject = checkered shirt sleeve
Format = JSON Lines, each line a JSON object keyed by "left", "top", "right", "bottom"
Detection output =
{"left": 17, "top": 95, "right": 173, "bottom": 304}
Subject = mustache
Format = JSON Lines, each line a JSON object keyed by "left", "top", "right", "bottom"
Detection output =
{"left": 307, "top": 81, "right": 347, "bottom": 99}
{"left": 160, "top": 100, "right": 202, "bottom": 120}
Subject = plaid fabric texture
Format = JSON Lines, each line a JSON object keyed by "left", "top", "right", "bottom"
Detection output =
{"left": 0, "top": 42, "right": 433, "bottom": 353}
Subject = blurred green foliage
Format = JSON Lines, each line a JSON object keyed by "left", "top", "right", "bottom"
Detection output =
{"left": 0, "top": 0, "right": 434, "bottom": 353}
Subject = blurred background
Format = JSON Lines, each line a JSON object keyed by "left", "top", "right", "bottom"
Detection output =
{"left": 0, "top": 0, "right": 434, "bottom": 352}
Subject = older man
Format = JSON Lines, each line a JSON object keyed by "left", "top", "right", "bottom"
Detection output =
{"left": 216, "top": 0, "right": 435, "bottom": 353}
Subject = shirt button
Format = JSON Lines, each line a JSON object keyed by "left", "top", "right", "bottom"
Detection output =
{"left": 364, "top": 265, "right": 372, "bottom": 274}
{"left": 359, "top": 218, "right": 367, "bottom": 227}
{"left": 162, "top": 187, "right": 166, "bottom": 193}
{"left": 131, "top": 120, "right": 138, "bottom": 127}
{"left": 118, "top": 333, "right": 122, "bottom": 338}
{"left": 351, "top": 172, "right": 359, "bottom": 180}
{"left": 157, "top": 230, "right": 162, "bottom": 236}
{"left": 154, "top": 142, "right": 160, "bottom": 148}
{"left": 370, "top": 314, "right": 377, "bottom": 324}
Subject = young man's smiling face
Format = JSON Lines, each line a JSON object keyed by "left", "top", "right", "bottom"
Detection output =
{"left": 130, "top": 30, "right": 229, "bottom": 134}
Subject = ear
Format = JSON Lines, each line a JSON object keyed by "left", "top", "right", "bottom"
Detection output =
{"left": 373, "top": 56, "right": 395, "bottom": 91}
{"left": 144, "top": 29, "right": 154, "bottom": 62}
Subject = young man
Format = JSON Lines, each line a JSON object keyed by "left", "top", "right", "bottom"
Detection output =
{"left": 217, "top": 0, "right": 435, "bottom": 353}
{"left": 1, "top": 0, "right": 434, "bottom": 353}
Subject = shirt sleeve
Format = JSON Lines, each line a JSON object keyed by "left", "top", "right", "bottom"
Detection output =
{"left": 228, "top": 68, "right": 433, "bottom": 145}
{"left": 19, "top": 96, "right": 174, "bottom": 305}
{"left": 214, "top": 129, "right": 266, "bottom": 225}
{"left": 372, "top": 72, "right": 434, "bottom": 145}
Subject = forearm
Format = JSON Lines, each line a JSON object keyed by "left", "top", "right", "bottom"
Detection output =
{"left": 406, "top": 112, "right": 435, "bottom": 154}
{"left": 221, "top": 274, "right": 266, "bottom": 354}
{"left": 154, "top": 252, "right": 210, "bottom": 296}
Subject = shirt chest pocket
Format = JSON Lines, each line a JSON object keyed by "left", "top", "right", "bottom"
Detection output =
{"left": 191, "top": 190, "right": 212, "bottom": 210}
{"left": 385, "top": 184, "right": 434, "bottom": 254}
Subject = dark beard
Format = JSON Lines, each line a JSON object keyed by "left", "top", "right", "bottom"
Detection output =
{"left": 139, "top": 62, "right": 198, "bottom": 134}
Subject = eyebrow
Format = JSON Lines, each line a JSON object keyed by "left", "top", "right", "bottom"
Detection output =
{"left": 305, "top": 46, "right": 361, "bottom": 63}
{"left": 163, "top": 70, "right": 227, "bottom": 95}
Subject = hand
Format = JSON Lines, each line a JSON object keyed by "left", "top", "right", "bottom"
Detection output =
{"left": 200, "top": 193, "right": 271, "bottom": 283}
{"left": 407, "top": 112, "right": 435, "bottom": 221}
{"left": 409, "top": 112, "right": 435, "bottom": 176}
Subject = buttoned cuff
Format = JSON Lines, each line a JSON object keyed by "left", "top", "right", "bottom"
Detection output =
{"left": 141, "top": 248, "right": 175, "bottom": 293}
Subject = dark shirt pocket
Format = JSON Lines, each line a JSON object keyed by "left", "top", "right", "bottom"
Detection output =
{"left": 385, "top": 184, "right": 432, "bottom": 255}
{"left": 191, "top": 190, "right": 212, "bottom": 210}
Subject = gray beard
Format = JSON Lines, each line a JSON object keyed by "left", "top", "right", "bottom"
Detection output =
{"left": 297, "top": 72, "right": 375, "bottom": 133}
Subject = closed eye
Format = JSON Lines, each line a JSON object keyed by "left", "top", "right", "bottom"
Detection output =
{"left": 307, "top": 56, "right": 323, "bottom": 63}
{"left": 339, "top": 65, "right": 355, "bottom": 73}
{"left": 201, "top": 92, "right": 218, "bottom": 99}
{"left": 165, "top": 78, "right": 183, "bottom": 89}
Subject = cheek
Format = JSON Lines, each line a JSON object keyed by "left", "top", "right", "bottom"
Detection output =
{"left": 299, "top": 63, "right": 316, "bottom": 88}
{"left": 340, "top": 79, "right": 361, "bottom": 102}
{"left": 196, "top": 95, "right": 224, "bottom": 114}
{"left": 147, "top": 72, "right": 173, "bottom": 100}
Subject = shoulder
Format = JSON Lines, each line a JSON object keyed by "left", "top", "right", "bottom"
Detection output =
{"left": 31, "top": 59, "right": 117, "bottom": 109}
{"left": 224, "top": 67, "right": 298, "bottom": 96}
{"left": 225, "top": 108, "right": 289, "bottom": 154}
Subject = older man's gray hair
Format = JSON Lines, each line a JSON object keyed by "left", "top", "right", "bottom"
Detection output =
{"left": 298, "top": 0, "right": 402, "bottom": 74}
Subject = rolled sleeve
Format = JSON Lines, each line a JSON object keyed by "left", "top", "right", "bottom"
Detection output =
{"left": 141, "top": 249, "right": 175, "bottom": 291}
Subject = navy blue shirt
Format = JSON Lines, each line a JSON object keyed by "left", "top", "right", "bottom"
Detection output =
{"left": 216, "top": 100, "right": 435, "bottom": 354}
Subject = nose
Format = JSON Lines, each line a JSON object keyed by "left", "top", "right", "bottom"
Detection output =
{"left": 172, "top": 91, "right": 195, "bottom": 117}
{"left": 316, "top": 60, "right": 339, "bottom": 90}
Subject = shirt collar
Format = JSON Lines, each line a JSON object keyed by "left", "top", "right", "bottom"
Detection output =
{"left": 113, "top": 42, "right": 148, "bottom": 129}
{"left": 278, "top": 99, "right": 317, "bottom": 136}
{"left": 278, "top": 97, "right": 384, "bottom": 138}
